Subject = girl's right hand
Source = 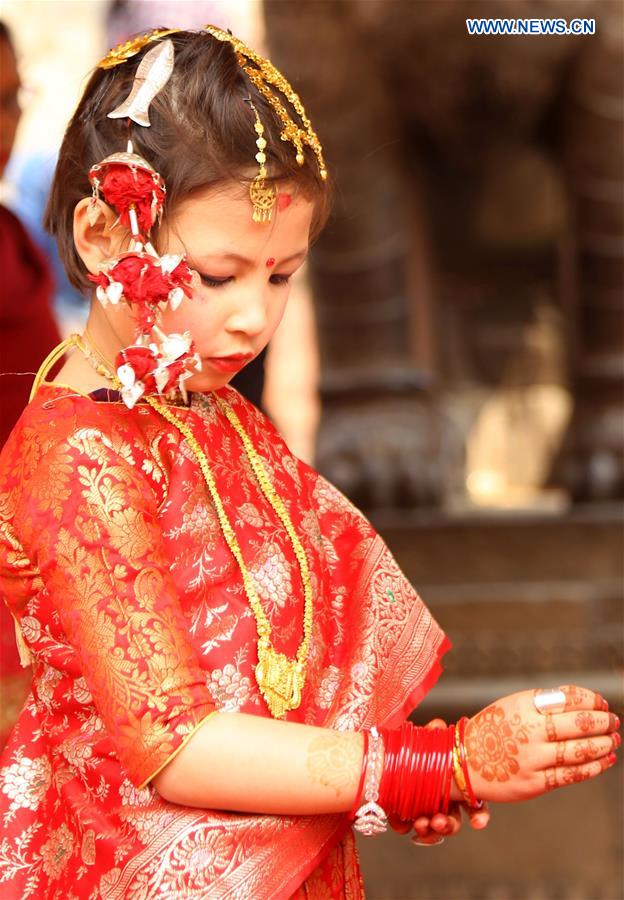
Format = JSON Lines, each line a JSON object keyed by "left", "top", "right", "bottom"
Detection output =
{"left": 464, "top": 685, "right": 620, "bottom": 803}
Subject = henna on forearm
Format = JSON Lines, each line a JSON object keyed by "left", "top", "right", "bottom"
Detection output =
{"left": 465, "top": 705, "right": 530, "bottom": 783}
{"left": 306, "top": 732, "right": 361, "bottom": 797}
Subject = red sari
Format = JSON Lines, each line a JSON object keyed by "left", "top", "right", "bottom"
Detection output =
{"left": 0, "top": 380, "right": 449, "bottom": 898}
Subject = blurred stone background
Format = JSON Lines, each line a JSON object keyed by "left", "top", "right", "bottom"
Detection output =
{"left": 1, "top": 2, "right": 622, "bottom": 898}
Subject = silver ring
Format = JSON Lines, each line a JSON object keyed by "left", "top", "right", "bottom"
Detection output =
{"left": 533, "top": 688, "right": 566, "bottom": 715}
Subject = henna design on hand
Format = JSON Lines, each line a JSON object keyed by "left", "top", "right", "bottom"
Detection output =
{"left": 560, "top": 685, "right": 607, "bottom": 712}
{"left": 544, "top": 767, "right": 558, "bottom": 791}
{"left": 556, "top": 742, "right": 566, "bottom": 766}
{"left": 561, "top": 685, "right": 585, "bottom": 707}
{"left": 306, "top": 732, "right": 361, "bottom": 797}
{"left": 575, "top": 712, "right": 596, "bottom": 734}
{"left": 574, "top": 739, "right": 600, "bottom": 764}
{"left": 545, "top": 713, "right": 558, "bottom": 742}
{"left": 465, "top": 706, "right": 530, "bottom": 783}
{"left": 562, "top": 766, "right": 591, "bottom": 785}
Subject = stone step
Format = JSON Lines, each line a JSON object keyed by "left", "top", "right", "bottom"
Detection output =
{"left": 369, "top": 502, "right": 624, "bottom": 583}
{"left": 368, "top": 502, "right": 624, "bottom": 704}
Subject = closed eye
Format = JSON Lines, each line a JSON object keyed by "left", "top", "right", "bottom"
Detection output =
{"left": 198, "top": 274, "right": 233, "bottom": 288}
{"left": 198, "top": 273, "right": 292, "bottom": 288}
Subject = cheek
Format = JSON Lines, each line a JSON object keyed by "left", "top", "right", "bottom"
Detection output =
{"left": 160, "top": 292, "right": 214, "bottom": 333}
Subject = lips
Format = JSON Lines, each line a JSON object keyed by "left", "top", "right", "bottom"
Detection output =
{"left": 205, "top": 354, "right": 253, "bottom": 373}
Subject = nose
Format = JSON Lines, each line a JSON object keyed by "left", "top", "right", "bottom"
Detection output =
{"left": 225, "top": 286, "right": 269, "bottom": 338}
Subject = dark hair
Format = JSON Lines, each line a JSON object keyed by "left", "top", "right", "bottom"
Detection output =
{"left": 44, "top": 30, "right": 331, "bottom": 293}
{"left": 0, "top": 20, "right": 14, "bottom": 47}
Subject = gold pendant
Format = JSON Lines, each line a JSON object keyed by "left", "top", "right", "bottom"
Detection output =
{"left": 255, "top": 640, "right": 303, "bottom": 718}
{"left": 249, "top": 177, "right": 276, "bottom": 223}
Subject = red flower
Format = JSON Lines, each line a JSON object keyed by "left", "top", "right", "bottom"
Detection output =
{"left": 108, "top": 256, "right": 168, "bottom": 306}
{"left": 87, "top": 271, "right": 109, "bottom": 290}
{"left": 170, "top": 260, "right": 194, "bottom": 298}
{"left": 100, "top": 164, "right": 165, "bottom": 233}
{"left": 161, "top": 358, "right": 191, "bottom": 394}
{"left": 115, "top": 346, "right": 158, "bottom": 393}
{"left": 132, "top": 303, "right": 157, "bottom": 334}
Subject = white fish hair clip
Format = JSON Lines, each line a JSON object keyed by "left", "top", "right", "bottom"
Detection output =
{"left": 107, "top": 39, "right": 175, "bottom": 128}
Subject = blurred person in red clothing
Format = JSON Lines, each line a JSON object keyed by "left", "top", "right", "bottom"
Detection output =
{"left": 0, "top": 20, "right": 60, "bottom": 746}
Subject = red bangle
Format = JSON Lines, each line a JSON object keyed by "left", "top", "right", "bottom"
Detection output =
{"left": 378, "top": 720, "right": 468, "bottom": 823}
{"left": 394, "top": 724, "right": 406, "bottom": 813}
{"left": 423, "top": 727, "right": 445, "bottom": 815}
{"left": 403, "top": 724, "right": 420, "bottom": 821}
{"left": 442, "top": 724, "right": 455, "bottom": 813}
{"left": 410, "top": 727, "right": 426, "bottom": 819}
{"left": 378, "top": 727, "right": 395, "bottom": 810}
{"left": 349, "top": 730, "right": 369, "bottom": 819}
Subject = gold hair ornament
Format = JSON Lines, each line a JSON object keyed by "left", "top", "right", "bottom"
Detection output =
{"left": 246, "top": 100, "right": 276, "bottom": 223}
{"left": 98, "top": 25, "right": 328, "bottom": 208}
{"left": 204, "top": 24, "right": 328, "bottom": 181}
{"left": 98, "top": 28, "right": 179, "bottom": 70}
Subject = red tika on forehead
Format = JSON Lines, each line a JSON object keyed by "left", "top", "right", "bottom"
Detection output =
{"left": 266, "top": 257, "right": 276, "bottom": 268}
{"left": 277, "top": 193, "right": 292, "bottom": 211}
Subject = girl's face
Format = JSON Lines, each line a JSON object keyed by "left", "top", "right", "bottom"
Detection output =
{"left": 101, "top": 180, "right": 314, "bottom": 392}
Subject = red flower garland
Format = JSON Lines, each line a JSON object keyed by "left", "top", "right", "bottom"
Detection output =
{"left": 98, "top": 164, "right": 165, "bottom": 233}
{"left": 88, "top": 254, "right": 194, "bottom": 333}
{"left": 85, "top": 146, "right": 200, "bottom": 407}
{"left": 116, "top": 345, "right": 159, "bottom": 394}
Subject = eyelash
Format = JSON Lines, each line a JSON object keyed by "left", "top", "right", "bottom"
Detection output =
{"left": 199, "top": 274, "right": 291, "bottom": 288}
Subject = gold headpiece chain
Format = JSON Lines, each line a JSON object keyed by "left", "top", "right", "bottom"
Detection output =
{"left": 97, "top": 25, "right": 327, "bottom": 181}
{"left": 72, "top": 331, "right": 314, "bottom": 719}
{"left": 204, "top": 25, "right": 327, "bottom": 180}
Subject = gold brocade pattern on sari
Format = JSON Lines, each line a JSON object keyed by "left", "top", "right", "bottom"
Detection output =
{"left": 0, "top": 383, "right": 449, "bottom": 898}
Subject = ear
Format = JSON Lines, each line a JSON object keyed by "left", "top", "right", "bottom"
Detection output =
{"left": 73, "top": 198, "right": 131, "bottom": 274}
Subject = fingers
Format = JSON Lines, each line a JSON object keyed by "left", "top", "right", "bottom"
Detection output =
{"left": 432, "top": 808, "right": 461, "bottom": 836}
{"left": 424, "top": 718, "right": 447, "bottom": 730}
{"left": 412, "top": 807, "right": 461, "bottom": 838}
{"left": 412, "top": 814, "right": 448, "bottom": 837}
{"left": 387, "top": 812, "right": 413, "bottom": 835}
{"left": 543, "top": 753, "right": 617, "bottom": 792}
{"left": 549, "top": 733, "right": 621, "bottom": 767}
{"left": 466, "top": 802, "right": 490, "bottom": 830}
{"left": 558, "top": 684, "right": 609, "bottom": 712}
{"left": 542, "top": 710, "right": 620, "bottom": 742}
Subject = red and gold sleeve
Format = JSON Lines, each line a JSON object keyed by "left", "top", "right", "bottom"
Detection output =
{"left": 20, "top": 425, "right": 216, "bottom": 789}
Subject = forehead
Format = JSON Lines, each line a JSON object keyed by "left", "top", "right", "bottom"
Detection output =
{"left": 168, "top": 181, "right": 314, "bottom": 257}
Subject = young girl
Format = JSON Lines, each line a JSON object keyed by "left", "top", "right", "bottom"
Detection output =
{"left": 0, "top": 26, "right": 618, "bottom": 899}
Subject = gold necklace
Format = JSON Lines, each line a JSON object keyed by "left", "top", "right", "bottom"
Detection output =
{"left": 72, "top": 331, "right": 314, "bottom": 718}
